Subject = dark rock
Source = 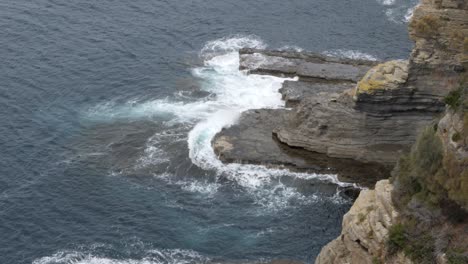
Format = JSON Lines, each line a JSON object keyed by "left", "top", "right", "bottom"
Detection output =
{"left": 212, "top": 109, "right": 390, "bottom": 187}
{"left": 239, "top": 48, "right": 376, "bottom": 82}
{"left": 338, "top": 186, "right": 361, "bottom": 201}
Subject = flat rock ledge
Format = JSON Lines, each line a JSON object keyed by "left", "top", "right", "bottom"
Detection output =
{"left": 239, "top": 48, "right": 377, "bottom": 107}
{"left": 212, "top": 109, "right": 390, "bottom": 187}
{"left": 239, "top": 48, "right": 377, "bottom": 81}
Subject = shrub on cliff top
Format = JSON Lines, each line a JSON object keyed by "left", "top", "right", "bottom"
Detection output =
{"left": 391, "top": 124, "right": 444, "bottom": 209}
{"left": 411, "top": 14, "right": 441, "bottom": 37}
{"left": 403, "top": 233, "right": 435, "bottom": 263}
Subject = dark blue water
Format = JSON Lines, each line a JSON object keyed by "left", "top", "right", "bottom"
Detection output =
{"left": 0, "top": 0, "right": 416, "bottom": 263}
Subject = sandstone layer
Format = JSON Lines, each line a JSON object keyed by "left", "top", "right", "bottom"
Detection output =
{"left": 315, "top": 180, "right": 413, "bottom": 264}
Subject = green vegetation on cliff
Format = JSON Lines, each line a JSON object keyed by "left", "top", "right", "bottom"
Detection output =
{"left": 388, "top": 84, "right": 468, "bottom": 264}
{"left": 392, "top": 125, "right": 444, "bottom": 207}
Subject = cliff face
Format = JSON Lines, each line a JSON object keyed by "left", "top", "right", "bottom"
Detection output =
{"left": 407, "top": 0, "right": 468, "bottom": 98}
{"left": 314, "top": 1, "right": 468, "bottom": 263}
{"left": 213, "top": 49, "right": 392, "bottom": 185}
{"left": 316, "top": 97, "right": 468, "bottom": 263}
{"left": 274, "top": 0, "right": 468, "bottom": 166}
{"left": 212, "top": 1, "right": 467, "bottom": 187}
{"left": 315, "top": 180, "right": 413, "bottom": 264}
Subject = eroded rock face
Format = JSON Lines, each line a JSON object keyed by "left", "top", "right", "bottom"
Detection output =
{"left": 406, "top": 0, "right": 468, "bottom": 98}
{"left": 212, "top": 0, "right": 467, "bottom": 180}
{"left": 437, "top": 108, "right": 468, "bottom": 210}
{"left": 274, "top": 92, "right": 436, "bottom": 165}
{"left": 275, "top": 0, "right": 467, "bottom": 165}
{"left": 409, "top": 0, "right": 468, "bottom": 67}
{"left": 212, "top": 109, "right": 390, "bottom": 186}
{"left": 212, "top": 50, "right": 390, "bottom": 185}
{"left": 315, "top": 180, "right": 413, "bottom": 264}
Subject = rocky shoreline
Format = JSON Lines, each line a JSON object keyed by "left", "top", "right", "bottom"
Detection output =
{"left": 212, "top": 0, "right": 467, "bottom": 263}
{"left": 212, "top": 49, "right": 393, "bottom": 186}
{"left": 212, "top": 47, "right": 437, "bottom": 187}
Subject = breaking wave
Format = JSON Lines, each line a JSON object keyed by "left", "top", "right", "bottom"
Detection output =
{"left": 83, "top": 35, "right": 354, "bottom": 211}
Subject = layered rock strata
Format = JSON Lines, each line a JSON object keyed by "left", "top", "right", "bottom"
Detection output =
{"left": 216, "top": 0, "right": 468, "bottom": 169}
{"left": 316, "top": 95, "right": 467, "bottom": 263}
{"left": 315, "top": 180, "right": 413, "bottom": 264}
{"left": 213, "top": 109, "right": 389, "bottom": 186}
{"left": 213, "top": 50, "right": 390, "bottom": 183}
{"left": 315, "top": 1, "right": 468, "bottom": 261}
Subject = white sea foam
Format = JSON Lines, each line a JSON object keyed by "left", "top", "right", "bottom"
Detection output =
{"left": 86, "top": 35, "right": 355, "bottom": 209}
{"left": 33, "top": 248, "right": 209, "bottom": 264}
{"left": 177, "top": 180, "right": 220, "bottom": 197}
{"left": 150, "top": 36, "right": 354, "bottom": 209}
{"left": 85, "top": 98, "right": 219, "bottom": 123}
{"left": 378, "top": 0, "right": 395, "bottom": 6}
{"left": 404, "top": 5, "right": 417, "bottom": 23}
{"left": 185, "top": 36, "right": 356, "bottom": 209}
{"left": 200, "top": 35, "right": 266, "bottom": 59}
{"left": 322, "top": 49, "right": 378, "bottom": 61}
{"left": 278, "top": 45, "right": 304, "bottom": 52}
{"left": 376, "top": 0, "right": 419, "bottom": 24}
{"left": 136, "top": 128, "right": 187, "bottom": 169}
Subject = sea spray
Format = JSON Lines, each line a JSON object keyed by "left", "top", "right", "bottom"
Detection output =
{"left": 85, "top": 36, "right": 353, "bottom": 210}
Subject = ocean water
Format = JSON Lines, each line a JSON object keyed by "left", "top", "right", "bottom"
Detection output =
{"left": 0, "top": 0, "right": 417, "bottom": 263}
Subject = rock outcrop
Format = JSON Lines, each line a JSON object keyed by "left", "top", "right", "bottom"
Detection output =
{"left": 407, "top": 0, "right": 468, "bottom": 99}
{"left": 213, "top": 109, "right": 389, "bottom": 186}
{"left": 314, "top": 1, "right": 468, "bottom": 263}
{"left": 213, "top": 0, "right": 468, "bottom": 173}
{"left": 213, "top": 49, "right": 391, "bottom": 184}
{"left": 316, "top": 89, "right": 468, "bottom": 263}
{"left": 314, "top": 82, "right": 468, "bottom": 264}
{"left": 315, "top": 180, "right": 413, "bottom": 264}
{"left": 212, "top": 0, "right": 468, "bottom": 263}
{"left": 437, "top": 107, "right": 468, "bottom": 210}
